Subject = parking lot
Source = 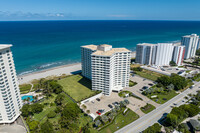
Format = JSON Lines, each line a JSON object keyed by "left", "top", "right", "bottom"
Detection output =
{"left": 129, "top": 75, "right": 155, "bottom": 92}
{"left": 161, "top": 66, "right": 185, "bottom": 74}
{"left": 84, "top": 92, "right": 124, "bottom": 118}
{"left": 83, "top": 75, "right": 161, "bottom": 118}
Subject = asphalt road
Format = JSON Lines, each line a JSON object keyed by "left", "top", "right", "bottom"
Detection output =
{"left": 115, "top": 82, "right": 200, "bottom": 133}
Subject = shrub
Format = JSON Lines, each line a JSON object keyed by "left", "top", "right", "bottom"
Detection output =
{"left": 47, "top": 111, "right": 56, "bottom": 118}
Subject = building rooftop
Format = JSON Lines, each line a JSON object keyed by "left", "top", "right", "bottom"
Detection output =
{"left": 81, "top": 44, "right": 98, "bottom": 50}
{"left": 183, "top": 34, "right": 199, "bottom": 38}
{"left": 0, "top": 44, "right": 12, "bottom": 50}
{"left": 190, "top": 119, "right": 200, "bottom": 131}
{"left": 137, "top": 43, "right": 156, "bottom": 46}
{"left": 92, "top": 48, "right": 130, "bottom": 56}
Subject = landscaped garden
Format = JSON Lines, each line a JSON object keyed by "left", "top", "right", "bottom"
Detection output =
{"left": 93, "top": 100, "right": 139, "bottom": 133}
{"left": 20, "top": 75, "right": 97, "bottom": 133}
{"left": 19, "top": 84, "right": 32, "bottom": 94}
{"left": 142, "top": 74, "right": 192, "bottom": 104}
{"left": 58, "top": 74, "right": 100, "bottom": 102}
{"left": 140, "top": 103, "right": 156, "bottom": 114}
{"left": 129, "top": 80, "right": 137, "bottom": 87}
{"left": 118, "top": 91, "right": 143, "bottom": 101}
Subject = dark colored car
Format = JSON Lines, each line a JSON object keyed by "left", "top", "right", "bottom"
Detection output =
{"left": 96, "top": 98, "right": 100, "bottom": 101}
{"left": 98, "top": 109, "right": 105, "bottom": 113}
{"left": 148, "top": 83, "right": 153, "bottom": 86}
{"left": 142, "top": 86, "right": 148, "bottom": 90}
{"left": 112, "top": 102, "right": 119, "bottom": 106}
{"left": 108, "top": 104, "right": 113, "bottom": 108}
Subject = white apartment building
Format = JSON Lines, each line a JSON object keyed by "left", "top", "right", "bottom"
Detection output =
{"left": 181, "top": 34, "right": 199, "bottom": 59}
{"left": 197, "top": 38, "right": 200, "bottom": 49}
{"left": 172, "top": 45, "right": 185, "bottom": 66}
{"left": 155, "top": 43, "right": 174, "bottom": 66}
{"left": 81, "top": 45, "right": 97, "bottom": 79}
{"left": 81, "top": 44, "right": 131, "bottom": 96}
{"left": 0, "top": 44, "right": 22, "bottom": 123}
{"left": 135, "top": 43, "right": 156, "bottom": 65}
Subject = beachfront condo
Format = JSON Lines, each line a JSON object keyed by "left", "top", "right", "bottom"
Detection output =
{"left": 135, "top": 43, "right": 156, "bottom": 65}
{"left": 81, "top": 44, "right": 131, "bottom": 96}
{"left": 181, "top": 34, "right": 199, "bottom": 59}
{"left": 0, "top": 44, "right": 22, "bottom": 123}
{"left": 172, "top": 45, "right": 185, "bottom": 66}
{"left": 136, "top": 43, "right": 185, "bottom": 66}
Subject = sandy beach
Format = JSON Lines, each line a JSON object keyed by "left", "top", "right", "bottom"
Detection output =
{"left": 18, "top": 63, "right": 81, "bottom": 84}
{"left": 17, "top": 51, "right": 136, "bottom": 85}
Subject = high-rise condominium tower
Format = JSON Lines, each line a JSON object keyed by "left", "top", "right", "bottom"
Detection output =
{"left": 0, "top": 44, "right": 22, "bottom": 123}
{"left": 135, "top": 43, "right": 156, "bottom": 65}
{"left": 181, "top": 34, "right": 199, "bottom": 59}
{"left": 81, "top": 44, "right": 131, "bottom": 95}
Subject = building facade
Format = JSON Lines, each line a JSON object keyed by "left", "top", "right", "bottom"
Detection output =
{"left": 81, "top": 45, "right": 97, "bottom": 79}
{"left": 172, "top": 45, "right": 185, "bottom": 66}
{"left": 0, "top": 45, "right": 22, "bottom": 124}
{"left": 135, "top": 43, "right": 156, "bottom": 65}
{"left": 81, "top": 44, "right": 131, "bottom": 95}
{"left": 181, "top": 34, "right": 199, "bottom": 59}
{"left": 154, "top": 43, "right": 174, "bottom": 66}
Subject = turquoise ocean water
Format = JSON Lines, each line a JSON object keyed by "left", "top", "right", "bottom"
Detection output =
{"left": 0, "top": 20, "right": 200, "bottom": 75}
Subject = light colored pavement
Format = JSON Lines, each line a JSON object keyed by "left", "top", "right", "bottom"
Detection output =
{"left": 0, "top": 124, "right": 26, "bottom": 133}
{"left": 115, "top": 82, "right": 200, "bottom": 133}
{"left": 125, "top": 75, "right": 160, "bottom": 108}
{"left": 84, "top": 93, "right": 124, "bottom": 118}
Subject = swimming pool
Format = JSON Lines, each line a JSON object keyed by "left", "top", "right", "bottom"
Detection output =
{"left": 21, "top": 95, "right": 34, "bottom": 102}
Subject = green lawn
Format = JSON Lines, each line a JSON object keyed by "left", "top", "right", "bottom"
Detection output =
{"left": 58, "top": 75, "right": 97, "bottom": 102}
{"left": 147, "top": 90, "right": 178, "bottom": 104}
{"left": 99, "top": 109, "right": 139, "bottom": 133}
{"left": 135, "top": 69, "right": 164, "bottom": 81}
{"left": 140, "top": 104, "right": 156, "bottom": 114}
{"left": 19, "top": 84, "right": 32, "bottom": 94}
{"left": 33, "top": 92, "right": 73, "bottom": 122}
{"left": 129, "top": 80, "right": 137, "bottom": 87}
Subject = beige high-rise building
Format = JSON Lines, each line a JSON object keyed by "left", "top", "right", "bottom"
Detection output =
{"left": 81, "top": 44, "right": 131, "bottom": 95}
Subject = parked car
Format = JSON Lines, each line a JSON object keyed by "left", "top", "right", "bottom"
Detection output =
{"left": 148, "top": 83, "right": 153, "bottom": 86}
{"left": 96, "top": 98, "right": 100, "bottom": 101}
{"left": 108, "top": 104, "right": 113, "bottom": 108}
{"left": 112, "top": 102, "right": 119, "bottom": 106}
{"left": 139, "top": 89, "right": 143, "bottom": 91}
{"left": 96, "top": 111, "right": 101, "bottom": 115}
{"left": 98, "top": 109, "right": 105, "bottom": 113}
{"left": 142, "top": 86, "right": 148, "bottom": 90}
{"left": 143, "top": 79, "right": 146, "bottom": 81}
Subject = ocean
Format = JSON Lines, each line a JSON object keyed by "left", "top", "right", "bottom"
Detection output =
{"left": 0, "top": 20, "right": 200, "bottom": 75}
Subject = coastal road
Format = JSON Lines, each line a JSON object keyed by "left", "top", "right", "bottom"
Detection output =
{"left": 115, "top": 82, "right": 200, "bottom": 133}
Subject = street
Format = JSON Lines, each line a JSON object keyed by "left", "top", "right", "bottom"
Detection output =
{"left": 115, "top": 82, "right": 200, "bottom": 133}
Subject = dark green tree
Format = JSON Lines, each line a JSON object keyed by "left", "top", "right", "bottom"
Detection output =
{"left": 21, "top": 104, "right": 32, "bottom": 117}
{"left": 40, "top": 120, "right": 54, "bottom": 133}
{"left": 165, "top": 113, "right": 178, "bottom": 127}
{"left": 143, "top": 123, "right": 162, "bottom": 133}
{"left": 156, "top": 76, "right": 171, "bottom": 87}
{"left": 31, "top": 103, "right": 44, "bottom": 113}
{"left": 54, "top": 93, "right": 65, "bottom": 106}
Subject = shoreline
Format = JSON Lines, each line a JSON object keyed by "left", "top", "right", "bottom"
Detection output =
{"left": 17, "top": 51, "right": 136, "bottom": 84}
{"left": 18, "top": 63, "right": 82, "bottom": 84}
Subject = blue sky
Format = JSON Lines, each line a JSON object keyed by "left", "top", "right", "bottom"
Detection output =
{"left": 0, "top": 0, "right": 200, "bottom": 21}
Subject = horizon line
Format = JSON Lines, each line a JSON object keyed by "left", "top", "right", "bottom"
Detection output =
{"left": 0, "top": 19, "right": 200, "bottom": 22}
